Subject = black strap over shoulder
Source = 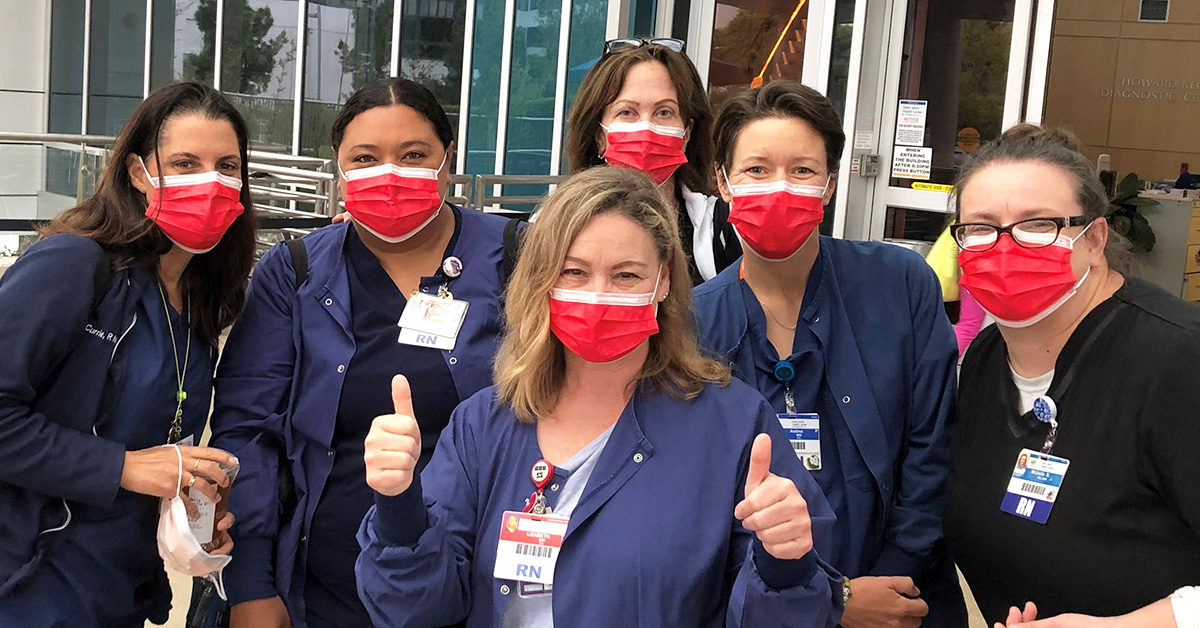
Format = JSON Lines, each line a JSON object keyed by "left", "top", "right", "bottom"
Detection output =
{"left": 90, "top": 244, "right": 112, "bottom": 316}
{"left": 284, "top": 237, "right": 308, "bottom": 290}
{"left": 502, "top": 217, "right": 526, "bottom": 284}
{"left": 711, "top": 196, "right": 742, "bottom": 275}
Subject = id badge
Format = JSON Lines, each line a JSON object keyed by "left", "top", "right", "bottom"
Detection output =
{"left": 493, "top": 510, "right": 569, "bottom": 585}
{"left": 1000, "top": 448, "right": 1070, "bottom": 524}
{"left": 397, "top": 293, "right": 468, "bottom": 350}
{"left": 778, "top": 413, "right": 821, "bottom": 471}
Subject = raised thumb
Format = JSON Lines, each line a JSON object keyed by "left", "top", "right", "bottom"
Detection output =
{"left": 745, "top": 433, "right": 773, "bottom": 495}
{"left": 391, "top": 374, "right": 415, "bottom": 418}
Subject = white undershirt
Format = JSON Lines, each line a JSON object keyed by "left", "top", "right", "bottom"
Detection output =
{"left": 1173, "top": 586, "right": 1200, "bottom": 628}
{"left": 1010, "top": 367, "right": 1054, "bottom": 415}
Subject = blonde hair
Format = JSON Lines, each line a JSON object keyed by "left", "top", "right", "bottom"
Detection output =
{"left": 494, "top": 167, "right": 730, "bottom": 422}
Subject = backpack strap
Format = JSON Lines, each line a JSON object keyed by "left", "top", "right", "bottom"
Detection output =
{"left": 90, "top": 244, "right": 112, "bottom": 316}
{"left": 502, "top": 217, "right": 527, "bottom": 284}
{"left": 711, "top": 196, "right": 742, "bottom": 275}
{"left": 284, "top": 238, "right": 308, "bottom": 290}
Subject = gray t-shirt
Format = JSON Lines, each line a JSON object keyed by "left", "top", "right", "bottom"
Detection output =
{"left": 500, "top": 425, "right": 615, "bottom": 628}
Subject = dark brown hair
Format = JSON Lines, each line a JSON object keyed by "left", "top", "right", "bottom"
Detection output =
{"left": 565, "top": 45, "right": 716, "bottom": 196}
{"left": 40, "top": 81, "right": 256, "bottom": 346}
{"left": 331, "top": 78, "right": 454, "bottom": 150}
{"left": 713, "top": 80, "right": 846, "bottom": 174}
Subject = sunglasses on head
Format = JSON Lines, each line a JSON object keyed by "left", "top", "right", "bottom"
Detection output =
{"left": 602, "top": 38, "right": 686, "bottom": 56}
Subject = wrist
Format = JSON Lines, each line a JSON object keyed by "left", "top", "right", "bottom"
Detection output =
{"left": 843, "top": 576, "right": 854, "bottom": 609}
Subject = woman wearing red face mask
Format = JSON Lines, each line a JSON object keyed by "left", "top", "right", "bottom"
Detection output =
{"left": 566, "top": 38, "right": 741, "bottom": 284}
{"left": 945, "top": 125, "right": 1200, "bottom": 628}
{"left": 206, "top": 78, "right": 516, "bottom": 628}
{"left": 693, "top": 81, "right": 966, "bottom": 628}
{"left": 356, "top": 165, "right": 843, "bottom": 628}
{"left": 0, "top": 81, "right": 254, "bottom": 627}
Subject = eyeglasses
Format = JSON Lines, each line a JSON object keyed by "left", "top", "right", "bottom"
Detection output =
{"left": 603, "top": 38, "right": 686, "bottom": 56}
{"left": 952, "top": 216, "right": 1091, "bottom": 252}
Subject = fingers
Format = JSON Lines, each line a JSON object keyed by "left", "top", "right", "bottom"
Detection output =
{"left": 744, "top": 433, "right": 773, "bottom": 495}
{"left": 217, "top": 510, "right": 236, "bottom": 531}
{"left": 209, "top": 529, "right": 234, "bottom": 556}
{"left": 887, "top": 576, "right": 920, "bottom": 599}
{"left": 1023, "top": 602, "right": 1038, "bottom": 623}
{"left": 906, "top": 596, "right": 930, "bottom": 618}
{"left": 188, "top": 458, "right": 231, "bottom": 488}
{"left": 737, "top": 478, "right": 807, "bottom": 530}
{"left": 184, "top": 446, "right": 238, "bottom": 469}
{"left": 391, "top": 374, "right": 416, "bottom": 418}
{"left": 183, "top": 474, "right": 222, "bottom": 504}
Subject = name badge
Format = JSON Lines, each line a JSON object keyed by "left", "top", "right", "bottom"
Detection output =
{"left": 493, "top": 510, "right": 569, "bottom": 585}
{"left": 778, "top": 413, "right": 821, "bottom": 471}
{"left": 397, "top": 293, "right": 468, "bottom": 350}
{"left": 1000, "top": 448, "right": 1070, "bottom": 524}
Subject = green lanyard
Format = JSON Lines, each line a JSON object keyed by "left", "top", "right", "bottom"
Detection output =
{"left": 158, "top": 282, "right": 192, "bottom": 444}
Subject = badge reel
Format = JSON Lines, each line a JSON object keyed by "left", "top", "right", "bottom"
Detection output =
{"left": 397, "top": 256, "right": 469, "bottom": 350}
{"left": 1000, "top": 395, "right": 1071, "bottom": 525}
{"left": 494, "top": 459, "right": 570, "bottom": 589}
{"left": 772, "top": 360, "right": 822, "bottom": 471}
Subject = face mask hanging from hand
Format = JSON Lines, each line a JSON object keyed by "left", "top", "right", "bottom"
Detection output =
{"left": 339, "top": 154, "right": 447, "bottom": 243}
{"left": 958, "top": 222, "right": 1095, "bottom": 328}
{"left": 157, "top": 445, "right": 232, "bottom": 600}
{"left": 139, "top": 157, "right": 244, "bottom": 254}
{"left": 601, "top": 121, "right": 689, "bottom": 185}
{"left": 549, "top": 269, "right": 663, "bottom": 363}
{"left": 726, "top": 173, "right": 831, "bottom": 261}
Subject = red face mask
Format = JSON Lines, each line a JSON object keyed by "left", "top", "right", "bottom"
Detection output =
{"left": 140, "top": 157, "right": 244, "bottom": 254}
{"left": 601, "top": 121, "right": 688, "bottom": 185}
{"left": 340, "top": 156, "right": 446, "bottom": 243}
{"left": 726, "top": 176, "right": 829, "bottom": 261}
{"left": 549, "top": 279, "right": 661, "bottom": 364}
{"left": 958, "top": 227, "right": 1092, "bottom": 328}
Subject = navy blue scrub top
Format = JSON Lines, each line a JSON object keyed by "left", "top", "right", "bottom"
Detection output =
{"left": 739, "top": 252, "right": 877, "bottom": 575}
{"left": 305, "top": 226, "right": 461, "bottom": 628}
{"left": 12, "top": 270, "right": 214, "bottom": 627}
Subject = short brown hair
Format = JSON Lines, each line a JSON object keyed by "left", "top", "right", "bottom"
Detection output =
{"left": 713, "top": 80, "right": 846, "bottom": 174}
{"left": 494, "top": 167, "right": 729, "bottom": 422}
{"left": 565, "top": 45, "right": 716, "bottom": 196}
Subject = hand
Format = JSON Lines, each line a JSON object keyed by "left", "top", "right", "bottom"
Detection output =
{"left": 733, "top": 433, "right": 813, "bottom": 560}
{"left": 364, "top": 375, "right": 422, "bottom": 497}
{"left": 841, "top": 576, "right": 929, "bottom": 628}
{"left": 230, "top": 596, "right": 291, "bottom": 628}
{"left": 995, "top": 602, "right": 1038, "bottom": 628}
{"left": 121, "top": 445, "right": 236, "bottom": 503}
{"left": 997, "top": 606, "right": 1120, "bottom": 628}
{"left": 207, "top": 510, "right": 236, "bottom": 556}
{"left": 330, "top": 212, "right": 350, "bottom": 224}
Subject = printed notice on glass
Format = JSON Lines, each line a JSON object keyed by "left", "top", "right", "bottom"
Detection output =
{"left": 892, "top": 147, "right": 932, "bottom": 180}
{"left": 853, "top": 130, "right": 874, "bottom": 150}
{"left": 894, "top": 100, "right": 927, "bottom": 146}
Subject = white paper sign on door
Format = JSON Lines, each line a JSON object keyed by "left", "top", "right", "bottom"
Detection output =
{"left": 894, "top": 100, "right": 927, "bottom": 146}
{"left": 892, "top": 146, "right": 932, "bottom": 180}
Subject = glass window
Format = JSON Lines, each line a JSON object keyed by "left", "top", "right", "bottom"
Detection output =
{"left": 502, "top": 0, "right": 561, "bottom": 206}
{"left": 301, "top": 0, "right": 393, "bottom": 158}
{"left": 465, "top": 0, "right": 505, "bottom": 177}
{"left": 826, "top": 0, "right": 856, "bottom": 119}
{"left": 561, "top": 0, "right": 607, "bottom": 173}
{"left": 399, "top": 0, "right": 468, "bottom": 135}
{"left": 887, "top": 0, "right": 1015, "bottom": 188}
{"left": 150, "top": 0, "right": 213, "bottom": 88}
{"left": 221, "top": 0, "right": 300, "bottom": 152}
{"left": 88, "top": 0, "right": 147, "bottom": 135}
{"left": 1140, "top": 0, "right": 1169, "bottom": 22}
{"left": 627, "top": 0, "right": 656, "bottom": 36}
{"left": 48, "top": 0, "right": 86, "bottom": 133}
{"left": 707, "top": 0, "right": 810, "bottom": 110}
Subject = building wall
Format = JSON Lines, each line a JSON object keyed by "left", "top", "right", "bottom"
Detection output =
{"left": 0, "top": 0, "right": 50, "bottom": 222}
{"left": 1044, "top": 0, "right": 1200, "bottom": 183}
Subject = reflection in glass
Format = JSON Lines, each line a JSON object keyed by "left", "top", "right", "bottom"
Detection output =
{"left": 48, "top": 0, "right": 86, "bottom": 133}
{"left": 88, "top": 0, "right": 147, "bottom": 135}
{"left": 220, "top": 0, "right": 299, "bottom": 152}
{"left": 399, "top": 0, "right": 467, "bottom": 134}
{"left": 561, "top": 0, "right": 608, "bottom": 173}
{"left": 302, "top": 0, "right": 392, "bottom": 158}
{"left": 465, "top": 0, "right": 504, "bottom": 178}
{"left": 826, "top": 0, "right": 856, "bottom": 119}
{"left": 708, "top": 0, "right": 810, "bottom": 110}
{"left": 888, "top": 0, "right": 1014, "bottom": 187}
{"left": 150, "top": 0, "right": 211, "bottom": 89}
{"left": 502, "top": 0, "right": 561, "bottom": 208}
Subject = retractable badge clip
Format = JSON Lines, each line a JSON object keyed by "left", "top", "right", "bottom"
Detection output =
{"left": 525, "top": 459, "right": 555, "bottom": 515}
{"left": 1032, "top": 396, "right": 1059, "bottom": 453}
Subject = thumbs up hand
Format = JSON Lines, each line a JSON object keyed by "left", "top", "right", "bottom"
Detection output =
{"left": 365, "top": 375, "right": 423, "bottom": 497}
{"left": 733, "top": 433, "right": 814, "bottom": 560}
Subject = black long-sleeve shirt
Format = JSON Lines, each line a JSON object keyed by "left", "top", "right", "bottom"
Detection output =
{"left": 946, "top": 277, "right": 1200, "bottom": 622}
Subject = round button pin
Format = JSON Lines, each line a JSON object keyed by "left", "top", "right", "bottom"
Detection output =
{"left": 772, "top": 360, "right": 796, "bottom": 383}
{"left": 530, "top": 459, "right": 553, "bottom": 490}
{"left": 442, "top": 256, "right": 463, "bottom": 278}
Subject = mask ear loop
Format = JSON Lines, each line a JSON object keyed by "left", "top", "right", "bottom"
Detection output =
{"left": 651, "top": 265, "right": 665, "bottom": 316}
{"left": 171, "top": 444, "right": 183, "bottom": 497}
{"left": 138, "top": 155, "right": 167, "bottom": 218}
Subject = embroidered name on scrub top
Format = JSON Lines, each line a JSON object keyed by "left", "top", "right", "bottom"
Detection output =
{"left": 1000, "top": 448, "right": 1070, "bottom": 524}
{"left": 397, "top": 290, "right": 469, "bottom": 350}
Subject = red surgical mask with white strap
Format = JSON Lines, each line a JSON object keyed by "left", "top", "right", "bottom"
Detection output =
{"left": 958, "top": 224, "right": 1094, "bottom": 328}
{"left": 726, "top": 173, "right": 830, "bottom": 261}
{"left": 340, "top": 155, "right": 446, "bottom": 243}
{"left": 140, "top": 157, "right": 244, "bottom": 254}
{"left": 601, "top": 121, "right": 688, "bottom": 185}
{"left": 549, "top": 270, "right": 662, "bottom": 363}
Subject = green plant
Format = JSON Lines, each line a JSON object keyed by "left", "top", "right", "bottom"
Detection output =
{"left": 1107, "top": 172, "right": 1158, "bottom": 253}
